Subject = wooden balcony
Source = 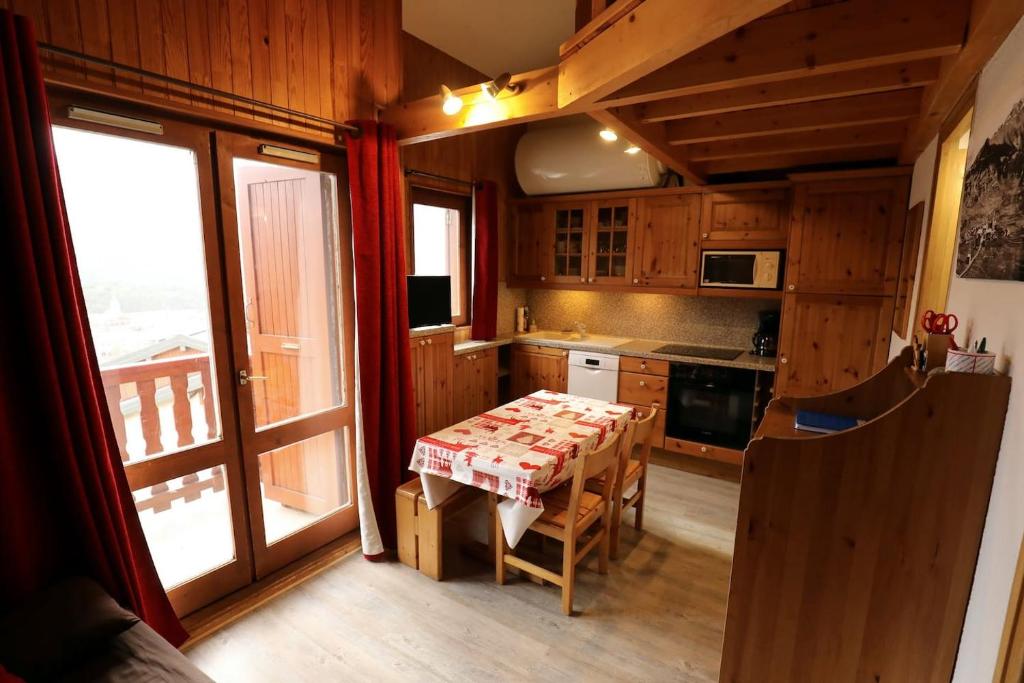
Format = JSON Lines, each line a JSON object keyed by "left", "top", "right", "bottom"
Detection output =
{"left": 100, "top": 354, "right": 223, "bottom": 513}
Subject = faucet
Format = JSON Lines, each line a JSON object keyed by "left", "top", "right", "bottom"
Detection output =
{"left": 573, "top": 321, "right": 587, "bottom": 338}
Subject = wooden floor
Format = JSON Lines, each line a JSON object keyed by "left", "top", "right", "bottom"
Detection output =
{"left": 186, "top": 461, "right": 740, "bottom": 682}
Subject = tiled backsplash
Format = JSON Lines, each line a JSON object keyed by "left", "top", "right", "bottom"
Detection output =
{"left": 525, "top": 289, "right": 779, "bottom": 348}
{"left": 498, "top": 284, "right": 528, "bottom": 335}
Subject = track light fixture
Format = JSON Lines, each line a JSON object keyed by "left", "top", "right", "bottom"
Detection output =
{"left": 480, "top": 72, "right": 521, "bottom": 100}
{"left": 440, "top": 84, "right": 463, "bottom": 116}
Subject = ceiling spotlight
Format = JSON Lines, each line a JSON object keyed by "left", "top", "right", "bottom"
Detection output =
{"left": 480, "top": 72, "right": 521, "bottom": 100}
{"left": 599, "top": 128, "right": 618, "bottom": 142}
{"left": 624, "top": 144, "right": 642, "bottom": 155}
{"left": 440, "top": 84, "right": 463, "bottom": 116}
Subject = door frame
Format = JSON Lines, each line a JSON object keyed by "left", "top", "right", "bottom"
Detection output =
{"left": 48, "top": 92, "right": 253, "bottom": 616}
{"left": 214, "top": 131, "right": 359, "bottom": 578}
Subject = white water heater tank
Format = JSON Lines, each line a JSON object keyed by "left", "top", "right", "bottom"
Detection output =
{"left": 515, "top": 121, "right": 666, "bottom": 195}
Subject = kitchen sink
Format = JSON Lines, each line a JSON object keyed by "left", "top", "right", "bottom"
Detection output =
{"left": 517, "top": 331, "right": 631, "bottom": 348}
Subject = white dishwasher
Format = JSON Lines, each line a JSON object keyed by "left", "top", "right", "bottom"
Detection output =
{"left": 567, "top": 351, "right": 620, "bottom": 402}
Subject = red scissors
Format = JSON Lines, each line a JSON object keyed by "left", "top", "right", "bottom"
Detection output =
{"left": 921, "top": 309, "right": 959, "bottom": 335}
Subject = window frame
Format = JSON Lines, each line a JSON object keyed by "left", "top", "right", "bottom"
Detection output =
{"left": 407, "top": 185, "right": 473, "bottom": 327}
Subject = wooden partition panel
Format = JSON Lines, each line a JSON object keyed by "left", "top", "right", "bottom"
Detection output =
{"left": 722, "top": 364, "right": 1011, "bottom": 682}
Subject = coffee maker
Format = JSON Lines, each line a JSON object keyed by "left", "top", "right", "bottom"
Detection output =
{"left": 752, "top": 310, "right": 780, "bottom": 357}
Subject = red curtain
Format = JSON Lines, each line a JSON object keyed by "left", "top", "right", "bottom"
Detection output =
{"left": 343, "top": 121, "right": 417, "bottom": 552}
{"left": 471, "top": 180, "right": 499, "bottom": 340}
{"left": 0, "top": 11, "right": 186, "bottom": 645}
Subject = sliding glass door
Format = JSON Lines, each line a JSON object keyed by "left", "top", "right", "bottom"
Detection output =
{"left": 216, "top": 133, "right": 358, "bottom": 577}
{"left": 50, "top": 96, "right": 358, "bottom": 611}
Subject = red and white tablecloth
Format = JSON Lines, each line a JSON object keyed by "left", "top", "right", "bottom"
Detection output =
{"left": 409, "top": 390, "right": 635, "bottom": 547}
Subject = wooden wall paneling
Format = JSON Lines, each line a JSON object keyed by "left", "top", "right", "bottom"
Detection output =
{"left": 207, "top": 0, "right": 235, "bottom": 114}
{"left": 77, "top": 0, "right": 113, "bottom": 83}
{"left": 283, "top": 0, "right": 304, "bottom": 126}
{"left": 184, "top": 0, "right": 213, "bottom": 108}
{"left": 45, "top": 0, "right": 85, "bottom": 78}
{"left": 161, "top": 0, "right": 191, "bottom": 104}
{"left": 299, "top": 0, "right": 320, "bottom": 120}
{"left": 136, "top": 0, "right": 167, "bottom": 95}
{"left": 105, "top": 0, "right": 142, "bottom": 92}
{"left": 266, "top": 0, "right": 290, "bottom": 125}
{"left": 227, "top": 0, "right": 254, "bottom": 119}
{"left": 892, "top": 201, "right": 926, "bottom": 337}
{"left": 246, "top": 0, "right": 271, "bottom": 124}
{"left": 314, "top": 0, "right": 333, "bottom": 123}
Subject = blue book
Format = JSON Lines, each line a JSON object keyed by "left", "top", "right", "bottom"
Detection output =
{"left": 794, "top": 410, "right": 863, "bottom": 434}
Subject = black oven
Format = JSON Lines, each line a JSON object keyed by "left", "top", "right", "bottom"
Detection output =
{"left": 666, "top": 363, "right": 756, "bottom": 450}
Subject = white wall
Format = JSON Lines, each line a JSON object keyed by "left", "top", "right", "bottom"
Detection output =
{"left": 948, "top": 16, "right": 1024, "bottom": 682}
{"left": 895, "top": 15, "right": 1024, "bottom": 682}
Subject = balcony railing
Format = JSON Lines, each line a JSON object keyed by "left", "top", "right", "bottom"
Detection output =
{"left": 100, "top": 354, "right": 223, "bottom": 513}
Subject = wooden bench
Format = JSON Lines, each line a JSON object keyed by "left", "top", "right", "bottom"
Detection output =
{"left": 395, "top": 478, "right": 481, "bottom": 580}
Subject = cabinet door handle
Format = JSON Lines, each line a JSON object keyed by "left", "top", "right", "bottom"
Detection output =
{"left": 640, "top": 362, "right": 647, "bottom": 369}
{"left": 700, "top": 446, "right": 708, "bottom": 453}
{"left": 561, "top": 351, "right": 568, "bottom": 357}
{"left": 426, "top": 338, "right": 433, "bottom": 345}
{"left": 639, "top": 380, "right": 646, "bottom": 387}
{"left": 780, "top": 357, "right": 788, "bottom": 364}
{"left": 540, "top": 275, "right": 547, "bottom": 282}
{"left": 588, "top": 277, "right": 595, "bottom": 283}
{"left": 580, "top": 277, "right": 585, "bottom": 283}
{"left": 419, "top": 340, "right": 426, "bottom": 346}
{"left": 632, "top": 278, "right": 639, "bottom": 284}
{"left": 702, "top": 232, "right": 709, "bottom": 239}
{"left": 787, "top": 284, "right": 795, "bottom": 291}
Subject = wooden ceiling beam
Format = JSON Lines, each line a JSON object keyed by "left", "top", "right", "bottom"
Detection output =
{"left": 685, "top": 122, "right": 909, "bottom": 161}
{"left": 901, "top": 0, "right": 1024, "bottom": 161}
{"left": 601, "top": 0, "right": 969, "bottom": 109}
{"left": 693, "top": 145, "right": 901, "bottom": 175}
{"left": 589, "top": 107, "right": 706, "bottom": 185}
{"left": 666, "top": 90, "right": 922, "bottom": 145}
{"left": 640, "top": 60, "right": 940, "bottom": 123}
{"left": 557, "top": 0, "right": 791, "bottom": 108}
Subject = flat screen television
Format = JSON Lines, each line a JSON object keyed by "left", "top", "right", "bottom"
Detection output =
{"left": 407, "top": 275, "right": 452, "bottom": 328}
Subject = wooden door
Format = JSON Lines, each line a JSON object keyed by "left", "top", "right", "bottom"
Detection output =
{"left": 633, "top": 194, "right": 701, "bottom": 290}
{"left": 787, "top": 177, "right": 909, "bottom": 296}
{"left": 776, "top": 292, "right": 895, "bottom": 397}
{"left": 550, "top": 202, "right": 591, "bottom": 285}
{"left": 700, "top": 189, "right": 790, "bottom": 245}
{"left": 218, "top": 132, "right": 358, "bottom": 577}
{"left": 235, "top": 165, "right": 337, "bottom": 514}
{"left": 510, "top": 202, "right": 548, "bottom": 285}
{"left": 510, "top": 345, "right": 568, "bottom": 398}
{"left": 411, "top": 332, "right": 454, "bottom": 436}
{"left": 588, "top": 199, "right": 636, "bottom": 285}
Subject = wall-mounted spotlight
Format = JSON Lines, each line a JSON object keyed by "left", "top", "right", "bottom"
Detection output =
{"left": 440, "top": 84, "right": 463, "bottom": 115}
{"left": 624, "top": 144, "right": 641, "bottom": 155}
{"left": 599, "top": 128, "right": 618, "bottom": 142}
{"left": 480, "top": 72, "right": 521, "bottom": 100}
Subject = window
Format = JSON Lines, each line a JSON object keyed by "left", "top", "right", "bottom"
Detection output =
{"left": 409, "top": 187, "right": 471, "bottom": 326}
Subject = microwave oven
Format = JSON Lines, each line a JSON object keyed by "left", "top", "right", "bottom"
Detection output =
{"left": 700, "top": 250, "right": 782, "bottom": 290}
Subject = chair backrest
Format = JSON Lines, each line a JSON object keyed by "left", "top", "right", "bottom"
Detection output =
{"left": 563, "top": 430, "right": 623, "bottom": 537}
{"left": 633, "top": 403, "right": 659, "bottom": 470}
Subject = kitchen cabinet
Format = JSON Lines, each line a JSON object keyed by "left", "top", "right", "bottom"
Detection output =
{"left": 700, "top": 188, "right": 790, "bottom": 246}
{"left": 510, "top": 344, "right": 568, "bottom": 398}
{"left": 452, "top": 348, "right": 499, "bottom": 423}
{"left": 550, "top": 202, "right": 591, "bottom": 285}
{"left": 589, "top": 199, "right": 636, "bottom": 285}
{"left": 775, "top": 292, "right": 895, "bottom": 398}
{"left": 617, "top": 356, "right": 669, "bottom": 448}
{"left": 410, "top": 332, "right": 454, "bottom": 437}
{"left": 633, "top": 194, "right": 702, "bottom": 290}
{"left": 510, "top": 201, "right": 548, "bottom": 284}
{"left": 786, "top": 175, "right": 909, "bottom": 296}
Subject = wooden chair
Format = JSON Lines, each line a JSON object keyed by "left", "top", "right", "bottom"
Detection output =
{"left": 495, "top": 425, "right": 633, "bottom": 615}
{"left": 587, "top": 404, "right": 659, "bottom": 559}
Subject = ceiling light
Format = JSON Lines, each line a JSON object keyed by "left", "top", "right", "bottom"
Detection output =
{"left": 599, "top": 128, "right": 618, "bottom": 142}
{"left": 440, "top": 85, "right": 463, "bottom": 116}
{"left": 624, "top": 144, "right": 641, "bottom": 155}
{"left": 480, "top": 72, "right": 520, "bottom": 100}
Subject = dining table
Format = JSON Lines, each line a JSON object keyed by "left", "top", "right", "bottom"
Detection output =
{"left": 408, "top": 390, "right": 635, "bottom": 547}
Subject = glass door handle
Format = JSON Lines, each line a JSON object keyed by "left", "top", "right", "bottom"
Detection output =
{"left": 238, "top": 369, "right": 270, "bottom": 385}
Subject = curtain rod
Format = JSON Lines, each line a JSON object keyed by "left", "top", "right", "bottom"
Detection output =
{"left": 37, "top": 43, "right": 361, "bottom": 136}
{"left": 405, "top": 168, "right": 479, "bottom": 188}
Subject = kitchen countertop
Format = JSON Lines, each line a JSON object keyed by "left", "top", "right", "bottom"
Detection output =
{"left": 453, "top": 336, "right": 514, "bottom": 355}
{"left": 409, "top": 324, "right": 455, "bottom": 338}
{"left": 513, "top": 331, "right": 777, "bottom": 372}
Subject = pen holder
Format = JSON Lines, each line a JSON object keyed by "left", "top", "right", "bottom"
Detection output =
{"left": 945, "top": 348, "right": 996, "bottom": 374}
{"left": 925, "top": 333, "right": 951, "bottom": 371}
